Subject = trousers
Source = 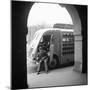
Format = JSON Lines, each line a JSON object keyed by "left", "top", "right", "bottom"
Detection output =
{"left": 37, "top": 58, "right": 48, "bottom": 73}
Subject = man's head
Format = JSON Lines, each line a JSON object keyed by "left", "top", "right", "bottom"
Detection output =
{"left": 39, "top": 46, "right": 43, "bottom": 51}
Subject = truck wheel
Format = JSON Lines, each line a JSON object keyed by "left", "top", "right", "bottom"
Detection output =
{"left": 49, "top": 57, "right": 57, "bottom": 69}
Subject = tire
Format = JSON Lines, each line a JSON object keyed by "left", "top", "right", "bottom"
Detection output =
{"left": 49, "top": 56, "right": 57, "bottom": 69}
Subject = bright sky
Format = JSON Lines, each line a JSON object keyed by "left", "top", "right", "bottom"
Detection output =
{"left": 27, "top": 3, "right": 73, "bottom": 27}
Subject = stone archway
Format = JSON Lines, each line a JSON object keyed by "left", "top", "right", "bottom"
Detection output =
{"left": 12, "top": 1, "right": 87, "bottom": 89}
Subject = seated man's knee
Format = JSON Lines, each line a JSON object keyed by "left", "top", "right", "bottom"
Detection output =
{"left": 39, "top": 60, "right": 42, "bottom": 63}
{"left": 44, "top": 59, "right": 48, "bottom": 62}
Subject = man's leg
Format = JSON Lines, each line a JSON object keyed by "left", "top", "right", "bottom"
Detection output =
{"left": 44, "top": 59, "right": 48, "bottom": 73}
{"left": 37, "top": 61, "right": 42, "bottom": 74}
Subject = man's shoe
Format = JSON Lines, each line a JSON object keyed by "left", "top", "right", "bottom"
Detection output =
{"left": 37, "top": 72, "right": 40, "bottom": 75}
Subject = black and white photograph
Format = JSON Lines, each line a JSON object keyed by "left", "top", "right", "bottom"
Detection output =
{"left": 11, "top": 0, "right": 88, "bottom": 89}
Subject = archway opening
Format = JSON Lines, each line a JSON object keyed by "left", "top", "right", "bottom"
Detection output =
{"left": 26, "top": 3, "right": 75, "bottom": 70}
{"left": 26, "top": 2, "right": 74, "bottom": 70}
{"left": 26, "top": 2, "right": 77, "bottom": 73}
{"left": 26, "top": 2, "right": 86, "bottom": 88}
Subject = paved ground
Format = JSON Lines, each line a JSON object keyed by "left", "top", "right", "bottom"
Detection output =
{"left": 27, "top": 66, "right": 87, "bottom": 88}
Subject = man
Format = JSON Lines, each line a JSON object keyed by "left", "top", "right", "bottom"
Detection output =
{"left": 36, "top": 45, "right": 49, "bottom": 75}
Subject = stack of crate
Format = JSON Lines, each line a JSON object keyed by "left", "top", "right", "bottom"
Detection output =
{"left": 61, "top": 32, "right": 74, "bottom": 65}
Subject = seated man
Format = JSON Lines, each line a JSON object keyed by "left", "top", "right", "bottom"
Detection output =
{"left": 36, "top": 46, "right": 49, "bottom": 75}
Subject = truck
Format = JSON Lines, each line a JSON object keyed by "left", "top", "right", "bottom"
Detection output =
{"left": 27, "top": 28, "right": 74, "bottom": 69}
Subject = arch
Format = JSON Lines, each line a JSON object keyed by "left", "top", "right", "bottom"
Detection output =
{"left": 12, "top": 1, "right": 87, "bottom": 89}
{"left": 61, "top": 4, "right": 81, "bottom": 35}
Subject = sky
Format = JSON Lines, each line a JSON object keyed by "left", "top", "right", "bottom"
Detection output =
{"left": 27, "top": 3, "right": 73, "bottom": 27}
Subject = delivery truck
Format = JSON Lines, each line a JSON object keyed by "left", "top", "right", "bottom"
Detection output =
{"left": 27, "top": 28, "right": 74, "bottom": 69}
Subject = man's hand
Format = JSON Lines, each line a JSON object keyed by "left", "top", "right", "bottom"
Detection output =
{"left": 48, "top": 52, "right": 50, "bottom": 56}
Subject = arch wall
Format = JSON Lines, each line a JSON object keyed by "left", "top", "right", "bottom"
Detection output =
{"left": 12, "top": 1, "right": 87, "bottom": 88}
{"left": 61, "top": 4, "right": 82, "bottom": 71}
